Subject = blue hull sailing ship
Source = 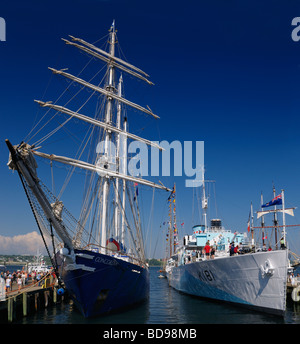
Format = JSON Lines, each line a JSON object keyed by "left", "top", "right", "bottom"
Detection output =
{"left": 166, "top": 172, "right": 291, "bottom": 315}
{"left": 6, "top": 22, "right": 171, "bottom": 317}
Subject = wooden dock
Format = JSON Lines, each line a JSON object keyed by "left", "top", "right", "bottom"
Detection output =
{"left": 0, "top": 275, "right": 68, "bottom": 323}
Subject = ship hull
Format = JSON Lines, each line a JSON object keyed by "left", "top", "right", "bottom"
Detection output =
{"left": 56, "top": 249, "right": 149, "bottom": 318}
{"left": 167, "top": 250, "right": 288, "bottom": 315}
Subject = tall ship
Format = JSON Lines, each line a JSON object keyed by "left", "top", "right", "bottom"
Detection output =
{"left": 6, "top": 22, "right": 171, "bottom": 317}
{"left": 166, "top": 172, "right": 291, "bottom": 315}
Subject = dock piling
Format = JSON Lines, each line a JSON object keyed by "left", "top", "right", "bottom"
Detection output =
{"left": 7, "top": 298, "right": 13, "bottom": 322}
{"left": 53, "top": 286, "right": 57, "bottom": 303}
{"left": 23, "top": 292, "right": 27, "bottom": 317}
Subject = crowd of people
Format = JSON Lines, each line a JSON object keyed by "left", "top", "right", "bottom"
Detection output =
{"left": 288, "top": 272, "right": 300, "bottom": 286}
{"left": 202, "top": 240, "right": 278, "bottom": 260}
{"left": 203, "top": 240, "right": 243, "bottom": 259}
{"left": 0, "top": 268, "right": 53, "bottom": 293}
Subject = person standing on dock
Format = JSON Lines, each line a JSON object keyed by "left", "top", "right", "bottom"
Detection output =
{"left": 210, "top": 245, "right": 215, "bottom": 259}
{"left": 36, "top": 272, "right": 41, "bottom": 286}
{"left": 230, "top": 242, "right": 235, "bottom": 256}
{"left": 5, "top": 276, "right": 11, "bottom": 293}
{"left": 21, "top": 271, "right": 26, "bottom": 286}
{"left": 203, "top": 241, "right": 211, "bottom": 260}
{"left": 17, "top": 275, "right": 22, "bottom": 292}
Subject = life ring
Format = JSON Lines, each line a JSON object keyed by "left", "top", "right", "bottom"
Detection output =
{"left": 291, "top": 286, "right": 300, "bottom": 302}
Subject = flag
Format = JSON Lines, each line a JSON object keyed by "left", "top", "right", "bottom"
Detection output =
{"left": 247, "top": 206, "right": 251, "bottom": 232}
{"left": 247, "top": 219, "right": 250, "bottom": 233}
{"left": 261, "top": 193, "right": 282, "bottom": 208}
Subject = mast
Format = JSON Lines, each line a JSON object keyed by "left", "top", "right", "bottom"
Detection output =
{"left": 169, "top": 198, "right": 173, "bottom": 257}
{"left": 114, "top": 75, "right": 123, "bottom": 240}
{"left": 261, "top": 192, "right": 265, "bottom": 246}
{"left": 120, "top": 116, "right": 127, "bottom": 246}
{"left": 282, "top": 189, "right": 286, "bottom": 247}
{"left": 100, "top": 20, "right": 116, "bottom": 254}
{"left": 202, "top": 168, "right": 208, "bottom": 230}
{"left": 273, "top": 184, "right": 278, "bottom": 249}
{"left": 7, "top": 21, "right": 172, "bottom": 263}
{"left": 250, "top": 202, "right": 254, "bottom": 246}
{"left": 173, "top": 183, "right": 177, "bottom": 254}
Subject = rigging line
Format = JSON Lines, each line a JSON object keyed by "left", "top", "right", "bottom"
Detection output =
{"left": 40, "top": 179, "right": 98, "bottom": 246}
{"left": 34, "top": 63, "right": 108, "bottom": 149}
{"left": 31, "top": 59, "right": 108, "bottom": 147}
{"left": 126, "top": 184, "right": 145, "bottom": 261}
{"left": 134, "top": 184, "right": 145, "bottom": 256}
{"left": 17, "top": 171, "right": 57, "bottom": 275}
{"left": 213, "top": 182, "right": 218, "bottom": 218}
{"left": 78, "top": 128, "right": 104, "bottom": 221}
{"left": 50, "top": 160, "right": 56, "bottom": 195}
{"left": 79, "top": 173, "right": 99, "bottom": 228}
{"left": 24, "top": 72, "right": 55, "bottom": 143}
{"left": 145, "top": 187, "right": 155, "bottom": 257}
{"left": 197, "top": 186, "right": 202, "bottom": 224}
{"left": 115, "top": 33, "right": 129, "bottom": 64}
{"left": 27, "top": 55, "right": 96, "bottom": 144}
{"left": 92, "top": 32, "right": 110, "bottom": 46}
{"left": 111, "top": 179, "right": 141, "bottom": 259}
{"left": 24, "top": 41, "right": 67, "bottom": 144}
{"left": 32, "top": 67, "right": 109, "bottom": 148}
{"left": 152, "top": 229, "right": 160, "bottom": 260}
{"left": 58, "top": 129, "right": 94, "bottom": 199}
{"left": 33, "top": 116, "right": 73, "bottom": 147}
{"left": 87, "top": 181, "right": 103, "bottom": 245}
{"left": 49, "top": 220, "right": 63, "bottom": 287}
{"left": 74, "top": 176, "right": 100, "bottom": 245}
{"left": 57, "top": 107, "right": 102, "bottom": 200}
{"left": 53, "top": 120, "right": 96, "bottom": 198}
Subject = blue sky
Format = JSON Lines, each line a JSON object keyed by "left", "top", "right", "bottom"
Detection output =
{"left": 1, "top": 0, "right": 300, "bottom": 257}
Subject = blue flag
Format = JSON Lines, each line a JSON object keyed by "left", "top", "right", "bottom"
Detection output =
{"left": 262, "top": 193, "right": 282, "bottom": 208}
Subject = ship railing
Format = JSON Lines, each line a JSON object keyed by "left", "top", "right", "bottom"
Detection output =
{"left": 206, "top": 227, "right": 232, "bottom": 233}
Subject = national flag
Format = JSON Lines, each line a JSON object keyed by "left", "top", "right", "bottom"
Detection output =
{"left": 247, "top": 219, "right": 250, "bottom": 233}
{"left": 247, "top": 206, "right": 251, "bottom": 232}
{"left": 261, "top": 193, "right": 282, "bottom": 208}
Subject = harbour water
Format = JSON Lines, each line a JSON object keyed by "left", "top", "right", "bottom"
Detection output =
{"left": 8, "top": 266, "right": 300, "bottom": 324}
